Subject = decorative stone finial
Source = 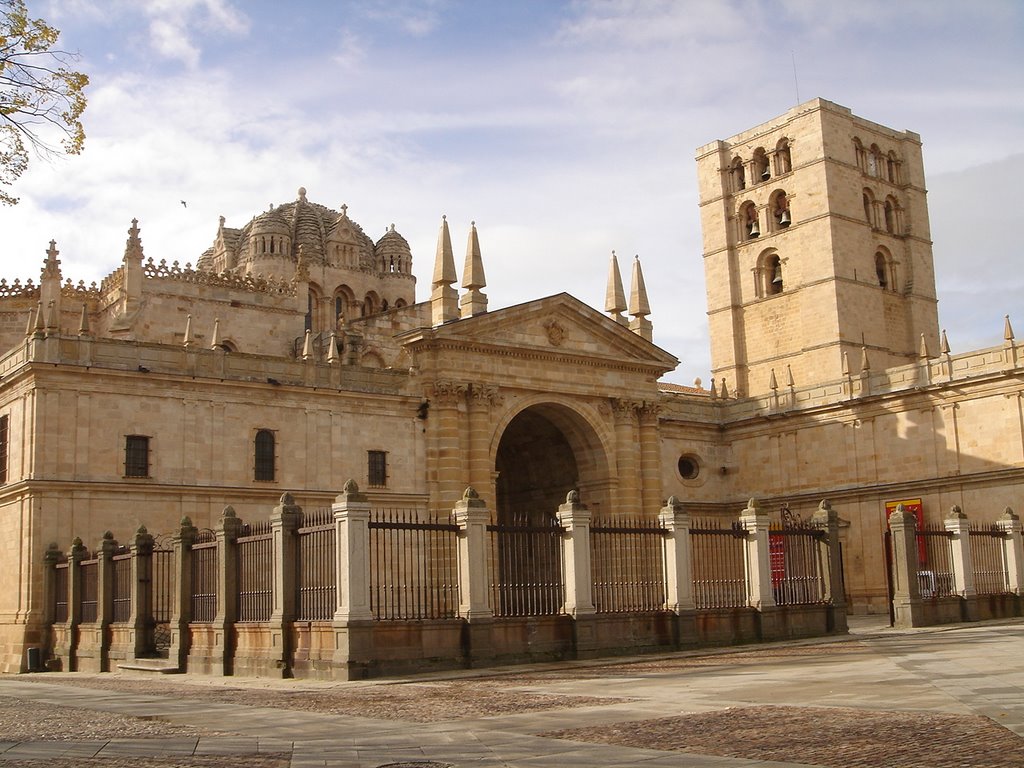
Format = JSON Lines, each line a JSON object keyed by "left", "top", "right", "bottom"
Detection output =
{"left": 343, "top": 478, "right": 360, "bottom": 494}
{"left": 78, "top": 304, "right": 90, "bottom": 336}
{"left": 463, "top": 486, "right": 479, "bottom": 500}
{"left": 1005, "top": 315, "right": 1015, "bottom": 342}
{"left": 136, "top": 525, "right": 148, "bottom": 535}
{"left": 180, "top": 515, "right": 193, "bottom": 527}
{"left": 786, "top": 364, "right": 795, "bottom": 388}
{"left": 605, "top": 250, "right": 627, "bottom": 325}
{"left": 818, "top": 499, "right": 832, "bottom": 512}
{"left": 769, "top": 368, "right": 778, "bottom": 391}
{"left": 919, "top": 333, "right": 929, "bottom": 359}
{"left": 280, "top": 492, "right": 295, "bottom": 505}
{"left": 947, "top": 504, "right": 966, "bottom": 520}
{"left": 746, "top": 498, "right": 759, "bottom": 511}
{"left": 940, "top": 329, "right": 950, "bottom": 355}
{"left": 460, "top": 221, "right": 487, "bottom": 318}
{"left": 1002, "top": 506, "right": 1018, "bottom": 521}
{"left": 182, "top": 314, "right": 192, "bottom": 348}
{"left": 297, "top": 186, "right": 307, "bottom": 201}
{"left": 102, "top": 530, "right": 114, "bottom": 540}
{"left": 627, "top": 256, "right": 652, "bottom": 341}
{"left": 42, "top": 240, "right": 61, "bottom": 280}
{"left": 124, "top": 218, "right": 144, "bottom": 262}
{"left": 566, "top": 489, "right": 580, "bottom": 504}
{"left": 222, "top": 505, "right": 237, "bottom": 518}
{"left": 860, "top": 346, "right": 870, "bottom": 372}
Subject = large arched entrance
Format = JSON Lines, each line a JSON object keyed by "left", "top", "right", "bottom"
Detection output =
{"left": 494, "top": 403, "right": 610, "bottom": 524}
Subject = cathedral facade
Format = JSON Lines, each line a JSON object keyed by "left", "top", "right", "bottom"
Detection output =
{"left": 0, "top": 98, "right": 1020, "bottom": 672}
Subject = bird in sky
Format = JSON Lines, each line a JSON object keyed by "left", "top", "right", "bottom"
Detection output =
{"left": 181, "top": 200, "right": 187, "bottom": 208}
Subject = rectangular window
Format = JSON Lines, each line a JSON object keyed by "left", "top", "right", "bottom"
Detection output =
{"left": 254, "top": 429, "right": 275, "bottom": 482}
{"left": 0, "top": 414, "right": 8, "bottom": 484}
{"left": 124, "top": 435, "right": 150, "bottom": 478}
{"left": 367, "top": 450, "right": 387, "bottom": 488}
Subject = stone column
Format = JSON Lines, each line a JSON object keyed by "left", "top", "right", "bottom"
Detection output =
{"left": 996, "top": 507, "right": 1024, "bottom": 595}
{"left": 557, "top": 490, "right": 595, "bottom": 617}
{"left": 888, "top": 504, "right": 925, "bottom": 628}
{"left": 82, "top": 531, "right": 118, "bottom": 672}
{"left": 213, "top": 506, "right": 242, "bottom": 675}
{"left": 739, "top": 499, "right": 780, "bottom": 639}
{"left": 945, "top": 505, "right": 977, "bottom": 621}
{"left": 453, "top": 487, "right": 494, "bottom": 664}
{"left": 611, "top": 399, "right": 640, "bottom": 514}
{"left": 811, "top": 500, "right": 848, "bottom": 633}
{"left": 467, "top": 383, "right": 499, "bottom": 500}
{"left": 332, "top": 480, "right": 373, "bottom": 679}
{"left": 128, "top": 526, "right": 155, "bottom": 660}
{"left": 429, "top": 380, "right": 468, "bottom": 512}
{"left": 637, "top": 402, "right": 663, "bottom": 516}
{"left": 40, "top": 544, "right": 62, "bottom": 671}
{"left": 57, "top": 538, "right": 87, "bottom": 671}
{"left": 269, "top": 492, "right": 302, "bottom": 676}
{"left": 659, "top": 496, "right": 697, "bottom": 647}
{"left": 168, "top": 517, "right": 198, "bottom": 671}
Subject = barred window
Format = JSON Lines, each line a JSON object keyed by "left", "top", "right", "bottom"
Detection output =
{"left": 0, "top": 414, "right": 8, "bottom": 484}
{"left": 254, "top": 429, "right": 276, "bottom": 482}
{"left": 368, "top": 450, "right": 387, "bottom": 488}
{"left": 124, "top": 435, "right": 150, "bottom": 478}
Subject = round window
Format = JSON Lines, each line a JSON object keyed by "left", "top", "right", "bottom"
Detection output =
{"left": 677, "top": 455, "right": 700, "bottom": 480}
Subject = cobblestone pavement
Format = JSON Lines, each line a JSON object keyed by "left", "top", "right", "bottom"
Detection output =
{"left": 0, "top": 617, "right": 1021, "bottom": 767}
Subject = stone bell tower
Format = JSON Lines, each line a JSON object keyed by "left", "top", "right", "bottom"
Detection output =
{"left": 695, "top": 98, "right": 939, "bottom": 397}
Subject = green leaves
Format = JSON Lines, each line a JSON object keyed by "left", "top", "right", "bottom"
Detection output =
{"left": 0, "top": 0, "right": 89, "bottom": 204}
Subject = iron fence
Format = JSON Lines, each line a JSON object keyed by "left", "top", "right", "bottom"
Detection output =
{"left": 236, "top": 520, "right": 274, "bottom": 622}
{"left": 769, "top": 521, "right": 827, "bottom": 605}
{"left": 296, "top": 507, "right": 336, "bottom": 621}
{"left": 691, "top": 519, "right": 747, "bottom": 609}
{"left": 488, "top": 515, "right": 564, "bottom": 617}
{"left": 151, "top": 536, "right": 175, "bottom": 654}
{"left": 916, "top": 524, "right": 956, "bottom": 598}
{"left": 969, "top": 523, "right": 1010, "bottom": 595}
{"left": 369, "top": 508, "right": 459, "bottom": 620}
{"left": 79, "top": 557, "right": 98, "bottom": 623}
{"left": 190, "top": 530, "right": 218, "bottom": 622}
{"left": 111, "top": 546, "right": 133, "bottom": 623}
{"left": 590, "top": 517, "right": 667, "bottom": 612}
{"left": 53, "top": 559, "right": 68, "bottom": 623}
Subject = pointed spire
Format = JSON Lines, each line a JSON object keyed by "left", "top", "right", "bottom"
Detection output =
{"left": 302, "top": 328, "right": 313, "bottom": 360}
{"left": 785, "top": 364, "right": 795, "bottom": 388}
{"left": 123, "top": 218, "right": 144, "bottom": 264}
{"left": 42, "top": 240, "right": 61, "bottom": 280}
{"left": 841, "top": 351, "right": 850, "bottom": 377}
{"left": 210, "top": 318, "right": 221, "bottom": 350}
{"left": 769, "top": 368, "right": 778, "bottom": 391}
{"left": 78, "top": 304, "right": 90, "bottom": 336}
{"left": 709, "top": 375, "right": 717, "bottom": 399}
{"left": 940, "top": 329, "right": 950, "bottom": 355}
{"left": 628, "top": 255, "right": 653, "bottom": 342}
{"left": 459, "top": 221, "right": 488, "bottom": 318}
{"left": 327, "top": 330, "right": 339, "bottom": 363}
{"left": 182, "top": 314, "right": 192, "bottom": 348}
{"left": 431, "top": 215, "right": 459, "bottom": 325}
{"left": 45, "top": 300, "right": 58, "bottom": 333}
{"left": 720, "top": 378, "right": 729, "bottom": 399}
{"left": 1005, "top": 315, "right": 1015, "bottom": 342}
{"left": 25, "top": 304, "right": 37, "bottom": 337}
{"left": 860, "top": 346, "right": 870, "bottom": 372}
{"left": 32, "top": 301, "right": 45, "bottom": 337}
{"left": 605, "top": 251, "right": 627, "bottom": 325}
{"left": 919, "top": 333, "right": 929, "bottom": 360}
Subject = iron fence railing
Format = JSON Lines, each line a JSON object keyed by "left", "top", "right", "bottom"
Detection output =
{"left": 691, "top": 519, "right": 747, "bottom": 609}
{"left": 969, "top": 523, "right": 1010, "bottom": 595}
{"left": 236, "top": 520, "right": 274, "bottom": 622}
{"left": 296, "top": 507, "right": 336, "bottom": 621}
{"left": 111, "top": 546, "right": 133, "bottom": 623}
{"left": 590, "top": 517, "right": 667, "bottom": 612}
{"left": 53, "top": 559, "right": 69, "bottom": 623}
{"left": 916, "top": 524, "right": 956, "bottom": 598}
{"left": 769, "top": 521, "right": 827, "bottom": 605}
{"left": 369, "top": 508, "right": 459, "bottom": 620}
{"left": 79, "top": 558, "right": 98, "bottom": 623}
{"left": 190, "top": 530, "right": 218, "bottom": 622}
{"left": 488, "top": 515, "right": 564, "bottom": 617}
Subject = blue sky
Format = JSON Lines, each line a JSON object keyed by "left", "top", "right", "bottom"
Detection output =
{"left": 4, "top": 0, "right": 1023, "bottom": 383}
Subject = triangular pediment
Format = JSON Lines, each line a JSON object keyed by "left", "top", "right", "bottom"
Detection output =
{"left": 399, "top": 293, "right": 678, "bottom": 375}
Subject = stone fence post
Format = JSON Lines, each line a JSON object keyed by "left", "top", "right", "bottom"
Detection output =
{"left": 811, "top": 500, "right": 848, "bottom": 633}
{"left": 168, "top": 517, "right": 198, "bottom": 670}
{"left": 214, "top": 506, "right": 243, "bottom": 675}
{"left": 128, "top": 526, "right": 155, "bottom": 659}
{"left": 55, "top": 538, "right": 86, "bottom": 670}
{"left": 739, "top": 499, "right": 775, "bottom": 610}
{"left": 453, "top": 487, "right": 492, "bottom": 620}
{"left": 660, "top": 496, "right": 697, "bottom": 647}
{"left": 944, "top": 505, "right": 977, "bottom": 621}
{"left": 557, "top": 490, "right": 595, "bottom": 618}
{"left": 270, "top": 492, "right": 302, "bottom": 675}
{"left": 78, "top": 531, "right": 117, "bottom": 672}
{"left": 996, "top": 507, "right": 1024, "bottom": 594}
{"left": 888, "top": 504, "right": 925, "bottom": 628}
{"left": 39, "top": 544, "right": 62, "bottom": 671}
{"left": 333, "top": 480, "right": 373, "bottom": 623}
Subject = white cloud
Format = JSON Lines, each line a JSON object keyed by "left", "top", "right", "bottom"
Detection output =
{"left": 141, "top": 0, "right": 250, "bottom": 68}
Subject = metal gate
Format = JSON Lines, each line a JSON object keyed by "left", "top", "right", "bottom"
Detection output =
{"left": 148, "top": 534, "right": 175, "bottom": 657}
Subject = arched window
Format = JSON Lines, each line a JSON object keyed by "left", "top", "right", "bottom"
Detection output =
{"left": 730, "top": 156, "right": 746, "bottom": 192}
{"left": 875, "top": 252, "right": 889, "bottom": 289}
{"left": 884, "top": 198, "right": 895, "bottom": 234}
{"left": 740, "top": 201, "right": 760, "bottom": 240}
{"left": 775, "top": 137, "right": 792, "bottom": 175}
{"left": 254, "top": 429, "right": 275, "bottom": 482}
{"left": 306, "top": 284, "right": 323, "bottom": 332}
{"left": 886, "top": 151, "right": 900, "bottom": 184}
{"left": 853, "top": 138, "right": 866, "bottom": 173}
{"left": 868, "top": 144, "right": 882, "bottom": 177}
{"left": 770, "top": 190, "right": 791, "bottom": 231}
{"left": 863, "top": 189, "right": 876, "bottom": 228}
{"left": 766, "top": 253, "right": 784, "bottom": 295}
{"left": 394, "top": 298, "right": 408, "bottom": 309}
{"left": 753, "top": 147, "right": 770, "bottom": 182}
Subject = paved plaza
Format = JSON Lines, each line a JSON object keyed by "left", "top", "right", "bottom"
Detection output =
{"left": 0, "top": 617, "right": 1022, "bottom": 767}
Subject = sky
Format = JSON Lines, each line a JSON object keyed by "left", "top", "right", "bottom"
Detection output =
{"left": 3, "top": 0, "right": 1022, "bottom": 384}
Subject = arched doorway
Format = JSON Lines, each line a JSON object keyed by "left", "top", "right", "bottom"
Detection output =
{"left": 494, "top": 403, "right": 610, "bottom": 523}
